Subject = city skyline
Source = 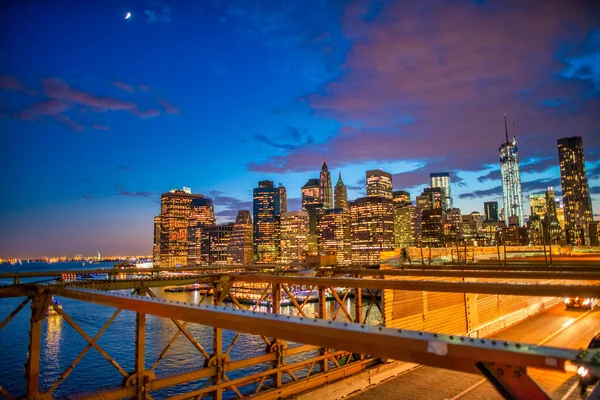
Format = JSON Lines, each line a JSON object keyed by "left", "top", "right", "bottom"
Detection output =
{"left": 1, "top": 1, "right": 599, "bottom": 257}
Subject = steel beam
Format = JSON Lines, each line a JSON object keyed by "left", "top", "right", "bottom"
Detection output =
{"left": 55, "top": 288, "right": 589, "bottom": 376}
{"left": 0, "top": 296, "right": 30, "bottom": 330}
{"left": 476, "top": 362, "right": 551, "bottom": 400}
{"left": 332, "top": 268, "right": 600, "bottom": 280}
{"left": 135, "top": 311, "right": 146, "bottom": 400}
{"left": 26, "top": 294, "right": 45, "bottom": 398}
{"left": 233, "top": 274, "right": 600, "bottom": 297}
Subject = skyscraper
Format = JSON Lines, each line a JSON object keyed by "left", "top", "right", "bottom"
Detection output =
{"left": 418, "top": 187, "right": 444, "bottom": 210}
{"left": 529, "top": 193, "right": 547, "bottom": 218}
{"left": 558, "top": 136, "right": 594, "bottom": 245}
{"left": 253, "top": 180, "right": 281, "bottom": 263}
{"left": 301, "top": 178, "right": 321, "bottom": 211}
{"left": 187, "top": 196, "right": 216, "bottom": 265}
{"left": 153, "top": 216, "right": 161, "bottom": 267}
{"left": 227, "top": 210, "right": 253, "bottom": 265}
{"left": 430, "top": 172, "right": 452, "bottom": 209}
{"left": 334, "top": 172, "right": 348, "bottom": 212}
{"left": 484, "top": 201, "right": 499, "bottom": 222}
{"left": 317, "top": 208, "right": 351, "bottom": 266}
{"left": 499, "top": 114, "right": 524, "bottom": 226}
{"left": 158, "top": 188, "right": 206, "bottom": 268}
{"left": 280, "top": 211, "right": 309, "bottom": 264}
{"left": 394, "top": 205, "right": 422, "bottom": 248}
{"left": 320, "top": 161, "right": 333, "bottom": 209}
{"left": 350, "top": 196, "right": 395, "bottom": 266}
{"left": 366, "top": 169, "right": 393, "bottom": 199}
{"left": 201, "top": 224, "right": 234, "bottom": 265}
{"left": 279, "top": 184, "right": 288, "bottom": 214}
{"left": 392, "top": 190, "right": 411, "bottom": 208}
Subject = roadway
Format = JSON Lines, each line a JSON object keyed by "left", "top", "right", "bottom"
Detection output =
{"left": 349, "top": 304, "right": 600, "bottom": 400}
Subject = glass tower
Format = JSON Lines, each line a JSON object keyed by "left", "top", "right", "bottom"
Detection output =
{"left": 366, "top": 169, "right": 393, "bottom": 199}
{"left": 430, "top": 172, "right": 452, "bottom": 209}
{"left": 253, "top": 180, "right": 281, "bottom": 263}
{"left": 334, "top": 172, "right": 348, "bottom": 212}
{"left": 319, "top": 161, "right": 333, "bottom": 209}
{"left": 499, "top": 114, "right": 524, "bottom": 226}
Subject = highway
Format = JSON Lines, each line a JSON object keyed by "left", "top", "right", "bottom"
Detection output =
{"left": 349, "top": 304, "right": 600, "bottom": 399}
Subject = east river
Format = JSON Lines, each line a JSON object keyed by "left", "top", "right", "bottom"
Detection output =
{"left": 0, "top": 262, "right": 382, "bottom": 398}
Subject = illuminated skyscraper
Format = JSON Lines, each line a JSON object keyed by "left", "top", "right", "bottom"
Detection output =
{"left": 392, "top": 190, "right": 411, "bottom": 208}
{"left": 394, "top": 205, "right": 422, "bottom": 248}
{"left": 320, "top": 161, "right": 333, "bottom": 209}
{"left": 558, "top": 136, "right": 594, "bottom": 245}
{"left": 366, "top": 169, "right": 393, "bottom": 199}
{"left": 153, "top": 216, "right": 161, "bottom": 267}
{"left": 430, "top": 172, "right": 452, "bottom": 209}
{"left": 279, "top": 184, "right": 287, "bottom": 214}
{"left": 484, "top": 201, "right": 499, "bottom": 222}
{"left": 445, "top": 208, "right": 462, "bottom": 243}
{"left": 499, "top": 114, "right": 524, "bottom": 226}
{"left": 158, "top": 188, "right": 206, "bottom": 268}
{"left": 318, "top": 208, "right": 351, "bottom": 266}
{"left": 529, "top": 193, "right": 547, "bottom": 218}
{"left": 417, "top": 187, "right": 444, "bottom": 210}
{"left": 201, "top": 224, "right": 234, "bottom": 265}
{"left": 422, "top": 209, "right": 445, "bottom": 247}
{"left": 280, "top": 211, "right": 309, "bottom": 264}
{"left": 334, "top": 172, "right": 348, "bottom": 211}
{"left": 350, "top": 197, "right": 394, "bottom": 265}
{"left": 187, "top": 196, "right": 216, "bottom": 265}
{"left": 301, "top": 178, "right": 321, "bottom": 211}
{"left": 253, "top": 180, "right": 281, "bottom": 263}
{"left": 227, "top": 210, "right": 253, "bottom": 265}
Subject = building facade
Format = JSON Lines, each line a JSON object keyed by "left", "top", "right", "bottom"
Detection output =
{"left": 366, "top": 169, "right": 393, "bottom": 199}
{"left": 350, "top": 197, "right": 395, "bottom": 265}
{"left": 558, "top": 136, "right": 594, "bottom": 245}
{"left": 153, "top": 215, "right": 161, "bottom": 267}
{"left": 421, "top": 209, "right": 445, "bottom": 247}
{"left": 253, "top": 180, "right": 281, "bottom": 263}
{"left": 319, "top": 161, "right": 333, "bottom": 209}
{"left": 317, "top": 208, "right": 351, "bottom": 266}
{"left": 301, "top": 178, "right": 321, "bottom": 211}
{"left": 187, "top": 196, "right": 216, "bottom": 265}
{"left": 394, "top": 205, "right": 422, "bottom": 248}
{"left": 334, "top": 172, "right": 348, "bottom": 212}
{"left": 430, "top": 172, "right": 452, "bottom": 209}
{"left": 227, "top": 210, "right": 253, "bottom": 265}
{"left": 499, "top": 114, "right": 524, "bottom": 226}
{"left": 529, "top": 193, "right": 547, "bottom": 218}
{"left": 201, "top": 224, "right": 234, "bottom": 265}
{"left": 279, "top": 184, "right": 288, "bottom": 214}
{"left": 392, "top": 190, "right": 411, "bottom": 208}
{"left": 280, "top": 211, "right": 309, "bottom": 264}
{"left": 484, "top": 201, "right": 499, "bottom": 222}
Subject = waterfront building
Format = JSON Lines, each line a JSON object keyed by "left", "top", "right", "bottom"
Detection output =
{"left": 543, "top": 187, "right": 562, "bottom": 243}
{"left": 366, "top": 169, "right": 393, "bottom": 199}
{"left": 201, "top": 224, "right": 234, "bottom": 265}
{"left": 187, "top": 196, "right": 216, "bottom": 265}
{"left": 153, "top": 216, "right": 161, "bottom": 267}
{"left": 394, "top": 205, "right": 422, "bottom": 248}
{"left": 590, "top": 222, "right": 600, "bottom": 246}
{"left": 279, "top": 184, "right": 288, "bottom": 214}
{"left": 280, "top": 211, "right": 309, "bottom": 264}
{"left": 484, "top": 201, "right": 499, "bottom": 222}
{"left": 320, "top": 161, "right": 333, "bottom": 209}
{"left": 422, "top": 209, "right": 445, "bottom": 247}
{"left": 317, "top": 208, "right": 351, "bottom": 266}
{"left": 500, "top": 225, "right": 529, "bottom": 246}
{"left": 499, "top": 114, "right": 524, "bottom": 226}
{"left": 334, "top": 172, "right": 348, "bottom": 211}
{"left": 158, "top": 188, "right": 206, "bottom": 268}
{"left": 558, "top": 136, "right": 594, "bottom": 245}
{"left": 227, "top": 210, "right": 253, "bottom": 265}
{"left": 445, "top": 208, "right": 462, "bottom": 243}
{"left": 302, "top": 178, "right": 321, "bottom": 211}
{"left": 350, "top": 196, "right": 394, "bottom": 265}
{"left": 253, "top": 180, "right": 281, "bottom": 263}
{"left": 392, "top": 190, "right": 411, "bottom": 208}
{"left": 529, "top": 193, "right": 547, "bottom": 218}
{"left": 430, "top": 172, "right": 453, "bottom": 209}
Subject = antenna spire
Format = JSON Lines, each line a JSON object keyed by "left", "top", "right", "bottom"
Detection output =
{"left": 503, "top": 113, "right": 509, "bottom": 143}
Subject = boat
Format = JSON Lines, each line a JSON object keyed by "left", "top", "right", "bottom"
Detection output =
{"left": 165, "top": 283, "right": 209, "bottom": 293}
{"left": 46, "top": 297, "right": 62, "bottom": 317}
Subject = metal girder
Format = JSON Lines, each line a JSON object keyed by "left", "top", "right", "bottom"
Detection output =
{"left": 64, "top": 276, "right": 215, "bottom": 291}
{"left": 332, "top": 268, "right": 600, "bottom": 280}
{"left": 0, "top": 296, "right": 30, "bottom": 330}
{"left": 476, "top": 362, "right": 551, "bottom": 400}
{"left": 233, "top": 274, "right": 600, "bottom": 297}
{"left": 55, "top": 287, "right": 587, "bottom": 376}
{"left": 0, "top": 284, "right": 41, "bottom": 299}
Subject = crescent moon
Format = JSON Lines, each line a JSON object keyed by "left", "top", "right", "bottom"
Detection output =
{"left": 125, "top": 12, "right": 132, "bottom": 20}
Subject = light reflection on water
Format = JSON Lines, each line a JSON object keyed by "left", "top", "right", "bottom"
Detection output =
{"left": 0, "top": 263, "right": 382, "bottom": 398}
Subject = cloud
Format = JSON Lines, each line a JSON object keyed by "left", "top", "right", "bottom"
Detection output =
{"left": 54, "top": 114, "right": 84, "bottom": 131}
{"left": 145, "top": 4, "right": 171, "bottom": 23}
{"left": 590, "top": 186, "right": 600, "bottom": 195}
{"left": 137, "top": 83, "right": 150, "bottom": 91}
{"left": 115, "top": 185, "right": 153, "bottom": 198}
{"left": 588, "top": 164, "right": 600, "bottom": 180}
{"left": 477, "top": 169, "right": 502, "bottom": 183}
{"left": 459, "top": 186, "right": 503, "bottom": 199}
{"left": 247, "top": 0, "right": 600, "bottom": 185}
{"left": 134, "top": 108, "right": 161, "bottom": 118}
{"left": 158, "top": 99, "right": 179, "bottom": 114}
{"left": 0, "top": 73, "right": 36, "bottom": 94}
{"left": 112, "top": 81, "right": 135, "bottom": 93}
{"left": 117, "top": 165, "right": 133, "bottom": 170}
{"left": 521, "top": 177, "right": 561, "bottom": 193}
{"left": 93, "top": 124, "right": 109, "bottom": 131}
{"left": 43, "top": 78, "right": 136, "bottom": 111}
{"left": 81, "top": 194, "right": 93, "bottom": 200}
{"left": 15, "top": 99, "right": 73, "bottom": 120}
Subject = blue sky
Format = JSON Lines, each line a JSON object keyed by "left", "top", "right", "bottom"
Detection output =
{"left": 0, "top": 0, "right": 599, "bottom": 257}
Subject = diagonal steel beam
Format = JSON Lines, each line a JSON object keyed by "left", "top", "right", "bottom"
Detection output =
{"left": 0, "top": 296, "right": 30, "bottom": 330}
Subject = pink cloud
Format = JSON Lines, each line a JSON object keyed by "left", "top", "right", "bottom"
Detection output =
{"left": 0, "top": 73, "right": 37, "bottom": 95}
{"left": 135, "top": 108, "right": 161, "bottom": 118}
{"left": 112, "top": 81, "right": 135, "bottom": 93}
{"left": 250, "top": 1, "right": 600, "bottom": 176}
{"left": 93, "top": 124, "right": 109, "bottom": 131}
{"left": 43, "top": 78, "right": 137, "bottom": 111}
{"left": 137, "top": 83, "right": 150, "bottom": 91}
{"left": 54, "top": 114, "right": 84, "bottom": 131}
{"left": 16, "top": 99, "right": 74, "bottom": 120}
{"left": 158, "top": 99, "right": 180, "bottom": 114}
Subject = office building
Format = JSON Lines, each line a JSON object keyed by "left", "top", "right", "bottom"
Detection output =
{"left": 280, "top": 211, "right": 309, "bottom": 264}
{"left": 421, "top": 209, "right": 445, "bottom": 247}
{"left": 201, "top": 224, "right": 234, "bottom": 265}
{"left": 445, "top": 208, "right": 462, "bottom": 243}
{"left": 253, "top": 180, "right": 281, "bottom": 263}
{"left": 227, "top": 210, "right": 253, "bottom": 265}
{"left": 392, "top": 190, "right": 411, "bottom": 208}
{"left": 320, "top": 161, "right": 333, "bottom": 209}
{"left": 301, "top": 178, "right": 321, "bottom": 211}
{"left": 317, "top": 208, "right": 351, "bottom": 266}
{"left": 484, "top": 201, "right": 499, "bottom": 222}
{"left": 158, "top": 188, "right": 206, "bottom": 268}
{"left": 394, "top": 205, "right": 422, "bottom": 248}
{"left": 188, "top": 196, "right": 216, "bottom": 265}
{"left": 417, "top": 187, "right": 444, "bottom": 211}
{"left": 462, "top": 212, "right": 483, "bottom": 241}
{"left": 430, "top": 172, "right": 452, "bottom": 209}
{"left": 153, "top": 216, "right": 161, "bottom": 267}
{"left": 334, "top": 172, "right": 348, "bottom": 211}
{"left": 350, "top": 196, "right": 394, "bottom": 265}
{"left": 499, "top": 114, "right": 524, "bottom": 226}
{"left": 279, "top": 184, "right": 288, "bottom": 214}
{"left": 558, "top": 136, "right": 594, "bottom": 245}
{"left": 366, "top": 169, "right": 393, "bottom": 199}
{"left": 529, "top": 193, "right": 547, "bottom": 218}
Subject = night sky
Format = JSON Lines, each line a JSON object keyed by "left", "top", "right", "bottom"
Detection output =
{"left": 1, "top": 0, "right": 599, "bottom": 258}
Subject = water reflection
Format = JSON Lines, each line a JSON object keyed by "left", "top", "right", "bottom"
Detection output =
{"left": 44, "top": 314, "right": 63, "bottom": 366}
